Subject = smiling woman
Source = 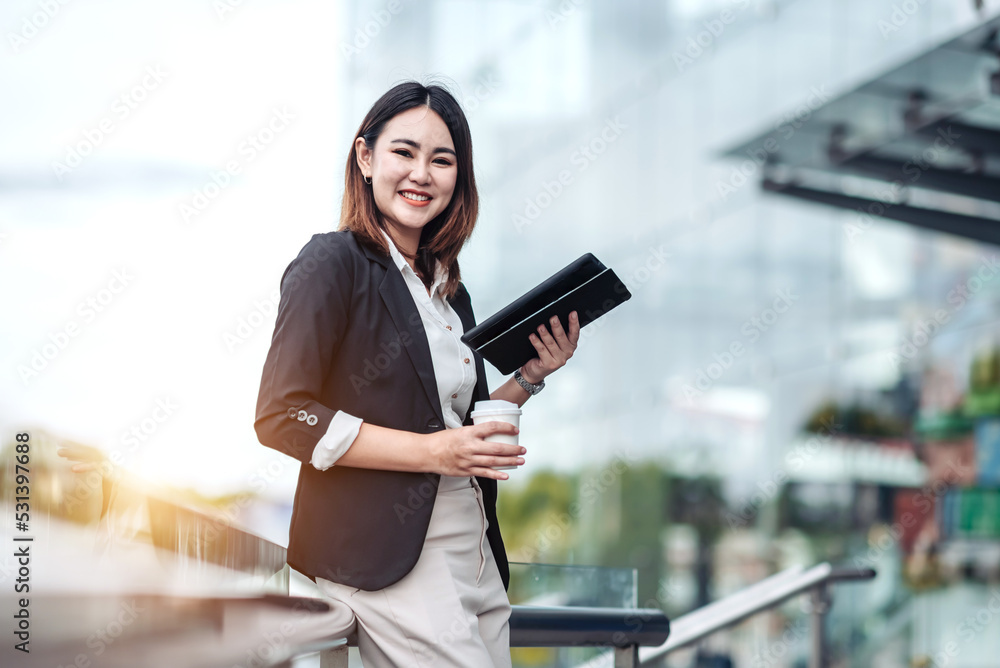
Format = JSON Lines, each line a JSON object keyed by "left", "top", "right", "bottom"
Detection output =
{"left": 339, "top": 83, "right": 479, "bottom": 299}
{"left": 253, "top": 80, "right": 581, "bottom": 667}
{"left": 355, "top": 106, "right": 459, "bottom": 282}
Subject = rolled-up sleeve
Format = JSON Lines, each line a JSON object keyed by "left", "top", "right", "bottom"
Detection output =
{"left": 310, "top": 411, "right": 364, "bottom": 470}
{"left": 254, "top": 233, "right": 354, "bottom": 465}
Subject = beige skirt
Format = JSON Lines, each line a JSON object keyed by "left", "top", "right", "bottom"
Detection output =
{"left": 316, "top": 475, "right": 512, "bottom": 667}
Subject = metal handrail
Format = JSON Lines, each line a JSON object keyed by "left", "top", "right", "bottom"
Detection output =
{"left": 295, "top": 604, "right": 671, "bottom": 667}
{"left": 638, "top": 562, "right": 876, "bottom": 667}
{"left": 509, "top": 604, "right": 670, "bottom": 647}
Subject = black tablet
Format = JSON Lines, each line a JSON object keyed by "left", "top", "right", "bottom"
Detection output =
{"left": 462, "top": 253, "right": 632, "bottom": 374}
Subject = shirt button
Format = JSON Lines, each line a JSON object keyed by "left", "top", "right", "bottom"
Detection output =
{"left": 464, "top": 358, "right": 470, "bottom": 364}
{"left": 446, "top": 325, "right": 452, "bottom": 330}
{"left": 451, "top": 393, "right": 458, "bottom": 399}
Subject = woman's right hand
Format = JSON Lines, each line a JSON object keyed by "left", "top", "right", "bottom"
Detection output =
{"left": 426, "top": 422, "right": 525, "bottom": 480}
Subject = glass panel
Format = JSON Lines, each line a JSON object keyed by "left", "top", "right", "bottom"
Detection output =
{"left": 506, "top": 562, "right": 638, "bottom": 668}
{"left": 507, "top": 561, "right": 637, "bottom": 609}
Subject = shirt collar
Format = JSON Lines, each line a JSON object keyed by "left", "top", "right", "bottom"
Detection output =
{"left": 380, "top": 227, "right": 448, "bottom": 298}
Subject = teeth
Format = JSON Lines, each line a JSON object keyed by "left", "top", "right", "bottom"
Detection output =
{"left": 400, "top": 192, "right": 430, "bottom": 201}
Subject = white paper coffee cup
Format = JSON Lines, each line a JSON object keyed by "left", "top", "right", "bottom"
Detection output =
{"left": 470, "top": 400, "right": 522, "bottom": 470}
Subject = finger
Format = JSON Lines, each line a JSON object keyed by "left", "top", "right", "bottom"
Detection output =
{"left": 536, "top": 322, "right": 557, "bottom": 348}
{"left": 534, "top": 325, "right": 562, "bottom": 362}
{"left": 528, "top": 332, "right": 556, "bottom": 365}
{"left": 477, "top": 454, "right": 525, "bottom": 468}
{"left": 549, "top": 315, "right": 573, "bottom": 351}
{"left": 536, "top": 324, "right": 566, "bottom": 365}
{"left": 568, "top": 311, "right": 581, "bottom": 344}
{"left": 470, "top": 466, "right": 510, "bottom": 481}
{"left": 473, "top": 420, "right": 520, "bottom": 438}
{"left": 482, "top": 441, "right": 526, "bottom": 457}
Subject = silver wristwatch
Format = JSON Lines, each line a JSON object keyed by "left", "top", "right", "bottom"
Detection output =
{"left": 514, "top": 367, "right": 545, "bottom": 395}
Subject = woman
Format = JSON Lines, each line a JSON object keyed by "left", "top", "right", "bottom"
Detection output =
{"left": 254, "top": 81, "right": 580, "bottom": 667}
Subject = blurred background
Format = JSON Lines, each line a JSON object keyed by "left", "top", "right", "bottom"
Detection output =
{"left": 3, "top": 0, "right": 1000, "bottom": 666}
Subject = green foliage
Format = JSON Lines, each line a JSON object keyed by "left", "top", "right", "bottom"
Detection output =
{"left": 803, "top": 399, "right": 906, "bottom": 438}
{"left": 499, "top": 460, "right": 681, "bottom": 605}
{"left": 497, "top": 469, "right": 578, "bottom": 564}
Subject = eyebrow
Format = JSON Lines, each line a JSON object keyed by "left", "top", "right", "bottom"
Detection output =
{"left": 390, "top": 138, "right": 456, "bottom": 157}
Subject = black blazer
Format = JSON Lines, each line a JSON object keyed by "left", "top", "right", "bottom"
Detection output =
{"left": 254, "top": 230, "right": 509, "bottom": 591}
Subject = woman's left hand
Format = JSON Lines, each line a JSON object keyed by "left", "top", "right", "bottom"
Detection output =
{"left": 521, "top": 311, "right": 581, "bottom": 384}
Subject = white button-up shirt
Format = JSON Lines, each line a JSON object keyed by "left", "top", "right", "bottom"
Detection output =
{"left": 310, "top": 228, "right": 478, "bottom": 470}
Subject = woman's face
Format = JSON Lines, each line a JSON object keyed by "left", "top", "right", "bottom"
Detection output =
{"left": 356, "top": 106, "right": 458, "bottom": 245}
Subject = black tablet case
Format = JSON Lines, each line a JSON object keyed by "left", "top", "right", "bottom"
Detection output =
{"left": 461, "top": 253, "right": 632, "bottom": 374}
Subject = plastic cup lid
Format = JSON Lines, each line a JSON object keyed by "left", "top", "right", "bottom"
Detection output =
{"left": 471, "top": 399, "right": 521, "bottom": 417}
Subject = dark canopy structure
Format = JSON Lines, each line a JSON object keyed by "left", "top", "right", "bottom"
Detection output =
{"left": 724, "top": 15, "right": 1000, "bottom": 246}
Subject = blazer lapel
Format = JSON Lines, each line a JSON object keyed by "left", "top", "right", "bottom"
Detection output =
{"left": 362, "top": 243, "right": 444, "bottom": 425}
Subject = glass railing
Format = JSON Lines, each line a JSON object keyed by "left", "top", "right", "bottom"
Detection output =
{"left": 508, "top": 561, "right": 637, "bottom": 609}
{"left": 506, "top": 562, "right": 639, "bottom": 668}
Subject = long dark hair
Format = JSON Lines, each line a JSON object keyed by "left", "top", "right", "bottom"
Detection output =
{"left": 339, "top": 81, "right": 478, "bottom": 299}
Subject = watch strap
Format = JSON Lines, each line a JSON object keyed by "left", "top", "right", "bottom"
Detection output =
{"left": 514, "top": 367, "right": 545, "bottom": 395}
